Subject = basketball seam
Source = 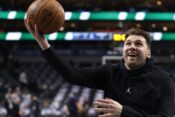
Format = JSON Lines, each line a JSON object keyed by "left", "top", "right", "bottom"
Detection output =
{"left": 41, "top": 3, "right": 60, "bottom": 33}
{"left": 35, "top": 0, "right": 51, "bottom": 25}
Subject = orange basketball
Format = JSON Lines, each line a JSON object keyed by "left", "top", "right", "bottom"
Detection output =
{"left": 27, "top": 0, "right": 65, "bottom": 34}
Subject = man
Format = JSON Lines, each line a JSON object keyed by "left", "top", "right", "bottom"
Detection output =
{"left": 24, "top": 20, "right": 174, "bottom": 117}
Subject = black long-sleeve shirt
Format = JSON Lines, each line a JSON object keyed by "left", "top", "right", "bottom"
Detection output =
{"left": 42, "top": 47, "right": 174, "bottom": 117}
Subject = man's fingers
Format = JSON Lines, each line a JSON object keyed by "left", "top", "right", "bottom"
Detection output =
{"left": 94, "top": 100, "right": 113, "bottom": 108}
{"left": 94, "top": 107, "right": 114, "bottom": 114}
{"left": 95, "top": 99, "right": 113, "bottom": 104}
{"left": 94, "top": 102, "right": 108, "bottom": 108}
{"left": 96, "top": 98, "right": 115, "bottom": 103}
{"left": 34, "top": 24, "right": 38, "bottom": 35}
{"left": 34, "top": 24, "right": 42, "bottom": 36}
{"left": 105, "top": 98, "right": 114, "bottom": 102}
{"left": 28, "top": 22, "right": 34, "bottom": 34}
{"left": 24, "top": 19, "right": 34, "bottom": 34}
{"left": 24, "top": 19, "right": 30, "bottom": 32}
{"left": 98, "top": 112, "right": 112, "bottom": 117}
{"left": 34, "top": 24, "right": 45, "bottom": 39}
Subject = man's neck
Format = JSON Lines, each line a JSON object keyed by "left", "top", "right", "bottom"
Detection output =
{"left": 124, "top": 62, "right": 145, "bottom": 71}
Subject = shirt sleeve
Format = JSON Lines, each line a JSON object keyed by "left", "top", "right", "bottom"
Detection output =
{"left": 121, "top": 76, "right": 174, "bottom": 117}
{"left": 41, "top": 47, "right": 109, "bottom": 90}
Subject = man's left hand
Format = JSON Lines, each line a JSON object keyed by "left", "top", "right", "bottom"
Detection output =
{"left": 93, "top": 98, "right": 123, "bottom": 117}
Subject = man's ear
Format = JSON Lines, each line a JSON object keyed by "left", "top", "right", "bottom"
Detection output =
{"left": 147, "top": 50, "right": 151, "bottom": 58}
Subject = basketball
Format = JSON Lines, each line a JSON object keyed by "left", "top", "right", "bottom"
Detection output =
{"left": 27, "top": 0, "right": 65, "bottom": 34}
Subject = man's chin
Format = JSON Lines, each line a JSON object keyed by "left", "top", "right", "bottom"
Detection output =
{"left": 128, "top": 62, "right": 137, "bottom": 67}
{"left": 128, "top": 60, "right": 137, "bottom": 64}
{"left": 126, "top": 62, "right": 138, "bottom": 70}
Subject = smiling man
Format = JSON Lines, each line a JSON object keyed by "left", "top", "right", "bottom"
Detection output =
{"left": 24, "top": 20, "right": 174, "bottom": 117}
{"left": 123, "top": 30, "right": 151, "bottom": 70}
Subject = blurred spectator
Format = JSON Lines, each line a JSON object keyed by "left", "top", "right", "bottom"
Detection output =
{"left": 4, "top": 87, "right": 20, "bottom": 117}
{"left": 0, "top": 105, "right": 7, "bottom": 117}
{"left": 66, "top": 93, "right": 80, "bottom": 117}
{"left": 19, "top": 89, "right": 32, "bottom": 117}
{"left": 0, "top": 79, "right": 6, "bottom": 102}
{"left": 62, "top": 104, "right": 70, "bottom": 117}
{"left": 86, "top": 106, "right": 97, "bottom": 117}
{"left": 19, "top": 72, "right": 28, "bottom": 88}
{"left": 77, "top": 96, "right": 90, "bottom": 117}
{"left": 40, "top": 99, "right": 52, "bottom": 116}
{"left": 30, "top": 96, "right": 40, "bottom": 117}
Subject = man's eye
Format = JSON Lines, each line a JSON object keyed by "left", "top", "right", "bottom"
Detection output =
{"left": 136, "top": 43, "right": 142, "bottom": 46}
{"left": 125, "top": 42, "right": 130, "bottom": 45}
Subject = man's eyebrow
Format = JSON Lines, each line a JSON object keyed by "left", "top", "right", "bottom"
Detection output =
{"left": 125, "top": 40, "right": 131, "bottom": 42}
{"left": 135, "top": 40, "right": 143, "bottom": 42}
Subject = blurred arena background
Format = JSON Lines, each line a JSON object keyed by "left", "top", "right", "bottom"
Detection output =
{"left": 0, "top": 0, "right": 175, "bottom": 117}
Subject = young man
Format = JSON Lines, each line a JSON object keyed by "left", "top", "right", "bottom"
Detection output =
{"left": 24, "top": 20, "right": 174, "bottom": 117}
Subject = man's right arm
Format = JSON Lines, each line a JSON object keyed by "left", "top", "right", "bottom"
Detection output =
{"left": 24, "top": 19, "right": 108, "bottom": 89}
{"left": 42, "top": 47, "right": 108, "bottom": 89}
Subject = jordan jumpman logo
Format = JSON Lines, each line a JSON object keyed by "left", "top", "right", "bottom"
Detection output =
{"left": 125, "top": 87, "right": 132, "bottom": 94}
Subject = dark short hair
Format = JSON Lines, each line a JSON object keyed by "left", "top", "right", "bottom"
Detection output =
{"left": 125, "top": 28, "right": 151, "bottom": 49}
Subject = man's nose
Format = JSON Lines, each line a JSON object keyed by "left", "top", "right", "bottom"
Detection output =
{"left": 129, "top": 43, "right": 136, "bottom": 49}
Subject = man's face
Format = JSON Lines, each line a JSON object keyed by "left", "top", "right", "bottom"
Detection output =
{"left": 123, "top": 35, "right": 151, "bottom": 70}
